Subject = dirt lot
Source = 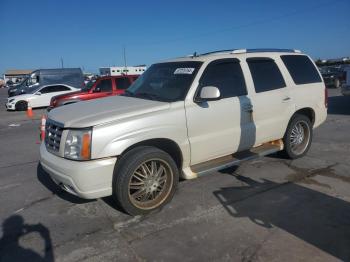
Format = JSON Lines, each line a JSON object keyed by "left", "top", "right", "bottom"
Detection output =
{"left": 0, "top": 88, "right": 349, "bottom": 262}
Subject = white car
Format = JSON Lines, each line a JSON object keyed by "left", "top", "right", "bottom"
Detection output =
{"left": 6, "top": 84, "right": 79, "bottom": 111}
{"left": 40, "top": 49, "right": 327, "bottom": 215}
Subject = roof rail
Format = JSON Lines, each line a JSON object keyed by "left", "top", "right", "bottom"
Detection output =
{"left": 194, "top": 48, "right": 301, "bottom": 57}
{"left": 200, "top": 49, "right": 237, "bottom": 56}
{"left": 232, "top": 48, "right": 301, "bottom": 54}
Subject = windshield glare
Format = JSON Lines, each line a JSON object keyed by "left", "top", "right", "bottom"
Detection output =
{"left": 126, "top": 61, "right": 202, "bottom": 102}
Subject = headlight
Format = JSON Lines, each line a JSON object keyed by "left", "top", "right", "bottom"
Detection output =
{"left": 64, "top": 129, "right": 92, "bottom": 160}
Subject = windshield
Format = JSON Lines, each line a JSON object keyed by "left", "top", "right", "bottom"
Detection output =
{"left": 124, "top": 61, "right": 202, "bottom": 102}
{"left": 26, "top": 85, "right": 41, "bottom": 94}
{"left": 82, "top": 80, "right": 96, "bottom": 91}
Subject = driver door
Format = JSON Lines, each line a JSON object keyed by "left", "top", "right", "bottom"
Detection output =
{"left": 185, "top": 59, "right": 255, "bottom": 165}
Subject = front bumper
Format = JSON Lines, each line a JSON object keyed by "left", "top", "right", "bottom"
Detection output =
{"left": 40, "top": 143, "right": 117, "bottom": 199}
{"left": 5, "top": 102, "right": 15, "bottom": 110}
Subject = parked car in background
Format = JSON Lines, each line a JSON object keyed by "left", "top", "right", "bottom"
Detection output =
{"left": 319, "top": 66, "right": 345, "bottom": 88}
{"left": 40, "top": 49, "right": 327, "bottom": 215}
{"left": 341, "top": 66, "right": 350, "bottom": 96}
{"left": 6, "top": 84, "right": 79, "bottom": 111}
{"left": 8, "top": 68, "right": 84, "bottom": 97}
{"left": 49, "top": 75, "right": 138, "bottom": 109}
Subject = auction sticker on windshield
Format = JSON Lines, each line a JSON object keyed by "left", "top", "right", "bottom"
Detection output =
{"left": 174, "top": 68, "right": 195, "bottom": 74}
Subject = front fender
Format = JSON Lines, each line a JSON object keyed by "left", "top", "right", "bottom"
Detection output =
{"left": 91, "top": 103, "right": 191, "bottom": 167}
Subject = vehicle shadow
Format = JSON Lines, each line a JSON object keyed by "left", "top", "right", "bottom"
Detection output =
{"left": 213, "top": 174, "right": 350, "bottom": 261}
{"left": 327, "top": 95, "right": 350, "bottom": 115}
{"left": 0, "top": 215, "right": 54, "bottom": 262}
{"left": 37, "top": 163, "right": 94, "bottom": 204}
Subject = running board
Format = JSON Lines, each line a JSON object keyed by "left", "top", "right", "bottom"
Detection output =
{"left": 190, "top": 140, "right": 283, "bottom": 177}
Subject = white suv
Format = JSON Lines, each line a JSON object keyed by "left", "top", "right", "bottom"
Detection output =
{"left": 40, "top": 49, "right": 327, "bottom": 215}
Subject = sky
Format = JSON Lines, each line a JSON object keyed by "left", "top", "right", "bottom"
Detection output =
{"left": 0, "top": 0, "right": 349, "bottom": 74}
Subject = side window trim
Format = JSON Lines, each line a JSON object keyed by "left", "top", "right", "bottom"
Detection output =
{"left": 195, "top": 58, "right": 246, "bottom": 100}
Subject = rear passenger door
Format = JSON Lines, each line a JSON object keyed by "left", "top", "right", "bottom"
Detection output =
{"left": 246, "top": 57, "right": 294, "bottom": 145}
{"left": 186, "top": 59, "right": 256, "bottom": 165}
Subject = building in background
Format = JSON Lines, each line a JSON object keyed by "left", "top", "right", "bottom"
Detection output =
{"left": 4, "top": 69, "right": 33, "bottom": 84}
{"left": 99, "top": 65, "right": 146, "bottom": 76}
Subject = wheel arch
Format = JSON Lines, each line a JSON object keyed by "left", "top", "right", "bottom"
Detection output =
{"left": 293, "top": 107, "right": 315, "bottom": 126}
{"left": 15, "top": 100, "right": 28, "bottom": 111}
{"left": 120, "top": 138, "right": 183, "bottom": 170}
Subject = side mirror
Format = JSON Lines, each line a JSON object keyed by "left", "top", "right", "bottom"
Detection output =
{"left": 93, "top": 87, "right": 101, "bottom": 93}
{"left": 35, "top": 91, "right": 41, "bottom": 96}
{"left": 196, "top": 86, "right": 221, "bottom": 102}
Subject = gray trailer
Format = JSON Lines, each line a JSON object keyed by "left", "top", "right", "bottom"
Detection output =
{"left": 8, "top": 68, "right": 84, "bottom": 97}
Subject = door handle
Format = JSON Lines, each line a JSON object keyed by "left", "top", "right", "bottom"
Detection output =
{"left": 282, "top": 97, "right": 291, "bottom": 102}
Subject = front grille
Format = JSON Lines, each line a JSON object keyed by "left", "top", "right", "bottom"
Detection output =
{"left": 45, "top": 119, "right": 64, "bottom": 153}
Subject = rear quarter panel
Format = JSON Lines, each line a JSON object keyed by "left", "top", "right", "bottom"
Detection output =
{"left": 278, "top": 55, "right": 327, "bottom": 128}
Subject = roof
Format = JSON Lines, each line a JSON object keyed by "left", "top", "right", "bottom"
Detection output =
{"left": 162, "top": 48, "right": 304, "bottom": 63}
{"left": 5, "top": 69, "right": 33, "bottom": 76}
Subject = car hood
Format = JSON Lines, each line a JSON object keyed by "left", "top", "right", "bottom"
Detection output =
{"left": 48, "top": 95, "right": 170, "bottom": 128}
{"left": 9, "top": 93, "right": 33, "bottom": 101}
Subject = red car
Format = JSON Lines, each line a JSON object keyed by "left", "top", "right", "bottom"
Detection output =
{"left": 49, "top": 75, "right": 138, "bottom": 108}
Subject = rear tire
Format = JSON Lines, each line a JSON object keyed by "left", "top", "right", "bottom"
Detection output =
{"left": 15, "top": 101, "right": 28, "bottom": 111}
{"left": 282, "top": 114, "right": 313, "bottom": 159}
{"left": 113, "top": 146, "right": 179, "bottom": 216}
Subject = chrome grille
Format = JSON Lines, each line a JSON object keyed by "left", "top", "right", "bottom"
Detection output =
{"left": 45, "top": 120, "right": 64, "bottom": 153}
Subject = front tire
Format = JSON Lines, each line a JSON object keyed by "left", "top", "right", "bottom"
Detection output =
{"left": 282, "top": 114, "right": 313, "bottom": 159}
{"left": 15, "top": 101, "right": 28, "bottom": 111}
{"left": 113, "top": 146, "right": 179, "bottom": 216}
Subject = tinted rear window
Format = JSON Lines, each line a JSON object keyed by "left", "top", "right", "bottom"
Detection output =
{"left": 281, "top": 55, "right": 322, "bottom": 85}
{"left": 247, "top": 58, "right": 286, "bottom": 93}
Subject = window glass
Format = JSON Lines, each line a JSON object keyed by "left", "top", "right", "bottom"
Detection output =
{"left": 115, "top": 77, "right": 131, "bottom": 90}
{"left": 199, "top": 60, "right": 247, "bottom": 98}
{"left": 54, "top": 85, "right": 70, "bottom": 92}
{"left": 126, "top": 61, "right": 202, "bottom": 102}
{"left": 281, "top": 55, "right": 322, "bottom": 84}
{"left": 40, "top": 86, "right": 55, "bottom": 94}
{"left": 247, "top": 58, "right": 286, "bottom": 93}
{"left": 95, "top": 79, "right": 112, "bottom": 92}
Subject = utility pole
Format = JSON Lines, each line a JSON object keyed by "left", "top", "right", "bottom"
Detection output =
{"left": 123, "top": 46, "right": 127, "bottom": 69}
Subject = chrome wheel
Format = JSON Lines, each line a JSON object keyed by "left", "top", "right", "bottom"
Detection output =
{"left": 128, "top": 159, "right": 173, "bottom": 210}
{"left": 290, "top": 120, "right": 310, "bottom": 156}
